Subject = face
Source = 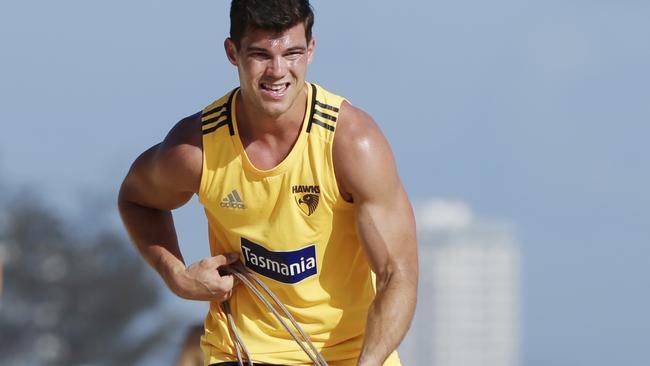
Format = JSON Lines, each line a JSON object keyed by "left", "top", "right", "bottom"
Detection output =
{"left": 225, "top": 23, "right": 315, "bottom": 118}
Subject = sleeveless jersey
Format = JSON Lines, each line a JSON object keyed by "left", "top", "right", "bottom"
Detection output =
{"left": 198, "top": 82, "right": 402, "bottom": 366}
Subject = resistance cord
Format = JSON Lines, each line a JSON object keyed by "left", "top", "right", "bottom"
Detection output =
{"left": 220, "top": 264, "right": 329, "bottom": 366}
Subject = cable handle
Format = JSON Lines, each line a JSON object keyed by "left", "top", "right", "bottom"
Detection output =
{"left": 220, "top": 264, "right": 328, "bottom": 366}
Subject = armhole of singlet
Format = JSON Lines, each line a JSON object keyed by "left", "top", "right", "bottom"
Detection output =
{"left": 198, "top": 130, "right": 209, "bottom": 205}
{"left": 198, "top": 89, "right": 237, "bottom": 204}
{"left": 329, "top": 99, "right": 355, "bottom": 209}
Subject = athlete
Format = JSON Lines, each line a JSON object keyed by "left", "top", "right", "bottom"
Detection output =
{"left": 118, "top": 1, "right": 417, "bottom": 365}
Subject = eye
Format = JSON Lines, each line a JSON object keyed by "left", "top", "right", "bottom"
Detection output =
{"left": 285, "top": 51, "right": 304, "bottom": 60}
{"left": 249, "top": 52, "right": 269, "bottom": 60}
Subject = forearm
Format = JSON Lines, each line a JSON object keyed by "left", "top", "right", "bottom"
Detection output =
{"left": 358, "top": 270, "right": 417, "bottom": 366}
{"left": 118, "top": 198, "right": 186, "bottom": 292}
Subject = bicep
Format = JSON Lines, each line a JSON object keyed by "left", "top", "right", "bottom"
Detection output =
{"left": 119, "top": 114, "right": 203, "bottom": 211}
{"left": 120, "top": 113, "right": 203, "bottom": 210}
{"left": 119, "top": 144, "right": 195, "bottom": 211}
{"left": 355, "top": 184, "right": 416, "bottom": 280}
{"left": 334, "top": 107, "right": 417, "bottom": 280}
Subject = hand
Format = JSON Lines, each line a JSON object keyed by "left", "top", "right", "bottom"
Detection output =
{"left": 172, "top": 252, "right": 241, "bottom": 302}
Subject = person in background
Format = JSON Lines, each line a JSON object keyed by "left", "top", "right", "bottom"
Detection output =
{"left": 175, "top": 324, "right": 204, "bottom": 366}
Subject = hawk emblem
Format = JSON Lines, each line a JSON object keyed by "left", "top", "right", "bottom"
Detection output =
{"left": 296, "top": 193, "right": 319, "bottom": 216}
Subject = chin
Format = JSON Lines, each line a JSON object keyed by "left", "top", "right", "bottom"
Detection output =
{"left": 254, "top": 94, "right": 293, "bottom": 116}
{"left": 260, "top": 103, "right": 291, "bottom": 117}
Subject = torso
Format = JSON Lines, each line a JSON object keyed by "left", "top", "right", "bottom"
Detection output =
{"left": 196, "top": 83, "right": 396, "bottom": 365}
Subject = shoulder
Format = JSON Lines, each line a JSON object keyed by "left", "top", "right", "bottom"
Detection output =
{"left": 153, "top": 87, "right": 236, "bottom": 192}
{"left": 154, "top": 112, "right": 203, "bottom": 193}
{"left": 119, "top": 112, "right": 203, "bottom": 210}
{"left": 335, "top": 101, "right": 383, "bottom": 143}
{"left": 333, "top": 101, "right": 398, "bottom": 200}
{"left": 159, "top": 112, "right": 203, "bottom": 160}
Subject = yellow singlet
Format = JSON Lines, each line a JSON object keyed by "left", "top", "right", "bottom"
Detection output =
{"left": 198, "top": 82, "right": 401, "bottom": 366}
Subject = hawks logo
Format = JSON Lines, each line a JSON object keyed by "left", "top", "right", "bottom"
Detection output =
{"left": 292, "top": 185, "right": 320, "bottom": 216}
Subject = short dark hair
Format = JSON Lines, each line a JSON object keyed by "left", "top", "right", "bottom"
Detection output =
{"left": 230, "top": 0, "right": 315, "bottom": 48}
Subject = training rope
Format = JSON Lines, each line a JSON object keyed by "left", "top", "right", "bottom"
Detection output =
{"left": 220, "top": 264, "right": 329, "bottom": 366}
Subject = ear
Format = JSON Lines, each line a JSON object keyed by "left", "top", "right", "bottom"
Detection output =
{"left": 307, "top": 37, "right": 316, "bottom": 65}
{"left": 224, "top": 38, "right": 238, "bottom": 66}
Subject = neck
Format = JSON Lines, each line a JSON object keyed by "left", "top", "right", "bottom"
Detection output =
{"left": 236, "top": 86, "right": 308, "bottom": 139}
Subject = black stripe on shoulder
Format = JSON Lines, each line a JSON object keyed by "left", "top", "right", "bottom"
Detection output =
{"left": 203, "top": 103, "right": 226, "bottom": 118}
{"left": 202, "top": 120, "right": 231, "bottom": 135}
{"left": 306, "top": 84, "right": 318, "bottom": 133}
{"left": 202, "top": 88, "right": 238, "bottom": 136}
{"left": 314, "top": 109, "right": 337, "bottom": 122}
{"left": 315, "top": 100, "right": 340, "bottom": 113}
{"left": 201, "top": 110, "right": 228, "bottom": 126}
{"left": 310, "top": 119, "right": 335, "bottom": 132}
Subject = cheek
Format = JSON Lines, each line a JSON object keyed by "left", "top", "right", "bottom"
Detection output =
{"left": 240, "top": 61, "right": 266, "bottom": 78}
{"left": 289, "top": 60, "right": 308, "bottom": 75}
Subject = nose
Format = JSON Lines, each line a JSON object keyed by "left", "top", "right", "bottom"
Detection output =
{"left": 266, "top": 56, "right": 287, "bottom": 79}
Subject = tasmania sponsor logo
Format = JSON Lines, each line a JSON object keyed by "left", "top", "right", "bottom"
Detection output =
{"left": 240, "top": 238, "right": 317, "bottom": 284}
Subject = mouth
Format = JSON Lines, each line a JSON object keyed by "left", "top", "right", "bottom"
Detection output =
{"left": 260, "top": 82, "right": 290, "bottom": 98}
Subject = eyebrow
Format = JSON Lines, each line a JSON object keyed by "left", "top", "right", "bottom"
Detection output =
{"left": 285, "top": 46, "right": 307, "bottom": 52}
{"left": 245, "top": 46, "right": 306, "bottom": 53}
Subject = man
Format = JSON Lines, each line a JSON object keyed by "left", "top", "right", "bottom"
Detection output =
{"left": 118, "top": 1, "right": 417, "bottom": 365}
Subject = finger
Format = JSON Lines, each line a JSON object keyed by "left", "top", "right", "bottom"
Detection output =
{"left": 219, "top": 274, "right": 235, "bottom": 291}
{"left": 224, "top": 252, "right": 240, "bottom": 264}
{"left": 208, "top": 252, "right": 239, "bottom": 267}
{"left": 216, "top": 290, "right": 233, "bottom": 303}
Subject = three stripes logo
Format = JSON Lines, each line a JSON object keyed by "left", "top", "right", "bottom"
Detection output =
{"left": 306, "top": 83, "right": 340, "bottom": 133}
{"left": 221, "top": 189, "right": 246, "bottom": 209}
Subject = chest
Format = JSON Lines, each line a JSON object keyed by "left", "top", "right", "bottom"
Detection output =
{"left": 238, "top": 123, "right": 303, "bottom": 171}
{"left": 204, "top": 156, "right": 334, "bottom": 235}
{"left": 242, "top": 140, "right": 294, "bottom": 171}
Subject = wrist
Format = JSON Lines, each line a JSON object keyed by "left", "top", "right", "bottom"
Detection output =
{"left": 163, "top": 261, "right": 188, "bottom": 297}
{"left": 357, "top": 353, "right": 382, "bottom": 366}
{"left": 357, "top": 360, "right": 380, "bottom": 366}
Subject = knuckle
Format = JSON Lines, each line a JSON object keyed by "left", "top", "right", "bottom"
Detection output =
{"left": 214, "top": 283, "right": 228, "bottom": 294}
{"left": 199, "top": 258, "right": 210, "bottom": 267}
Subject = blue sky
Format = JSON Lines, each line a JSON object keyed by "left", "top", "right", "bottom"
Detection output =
{"left": 1, "top": 1, "right": 649, "bottom": 365}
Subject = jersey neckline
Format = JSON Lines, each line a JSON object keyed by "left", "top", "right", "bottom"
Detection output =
{"left": 230, "top": 83, "right": 314, "bottom": 178}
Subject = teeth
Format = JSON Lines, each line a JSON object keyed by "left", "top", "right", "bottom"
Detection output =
{"left": 262, "top": 83, "right": 288, "bottom": 91}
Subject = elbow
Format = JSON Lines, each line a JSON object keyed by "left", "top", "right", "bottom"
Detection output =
{"left": 117, "top": 179, "right": 134, "bottom": 214}
{"left": 374, "top": 260, "right": 418, "bottom": 294}
{"left": 117, "top": 180, "right": 126, "bottom": 208}
{"left": 374, "top": 267, "right": 393, "bottom": 293}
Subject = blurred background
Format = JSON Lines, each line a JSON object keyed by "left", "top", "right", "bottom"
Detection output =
{"left": 1, "top": 0, "right": 649, "bottom": 365}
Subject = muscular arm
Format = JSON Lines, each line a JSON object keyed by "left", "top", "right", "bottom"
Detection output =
{"left": 334, "top": 102, "right": 418, "bottom": 366}
{"left": 118, "top": 113, "right": 237, "bottom": 302}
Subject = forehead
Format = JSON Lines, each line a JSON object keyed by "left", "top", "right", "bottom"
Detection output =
{"left": 240, "top": 23, "right": 308, "bottom": 50}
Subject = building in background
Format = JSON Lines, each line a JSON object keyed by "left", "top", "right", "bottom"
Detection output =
{"left": 399, "top": 199, "right": 521, "bottom": 366}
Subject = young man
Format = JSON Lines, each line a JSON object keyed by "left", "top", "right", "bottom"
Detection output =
{"left": 118, "top": 1, "right": 417, "bottom": 365}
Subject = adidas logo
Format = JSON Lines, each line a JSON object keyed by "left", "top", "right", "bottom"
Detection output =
{"left": 220, "top": 189, "right": 246, "bottom": 209}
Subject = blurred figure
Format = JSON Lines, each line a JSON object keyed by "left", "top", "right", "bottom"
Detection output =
{"left": 175, "top": 324, "right": 204, "bottom": 366}
{"left": 0, "top": 243, "right": 5, "bottom": 297}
